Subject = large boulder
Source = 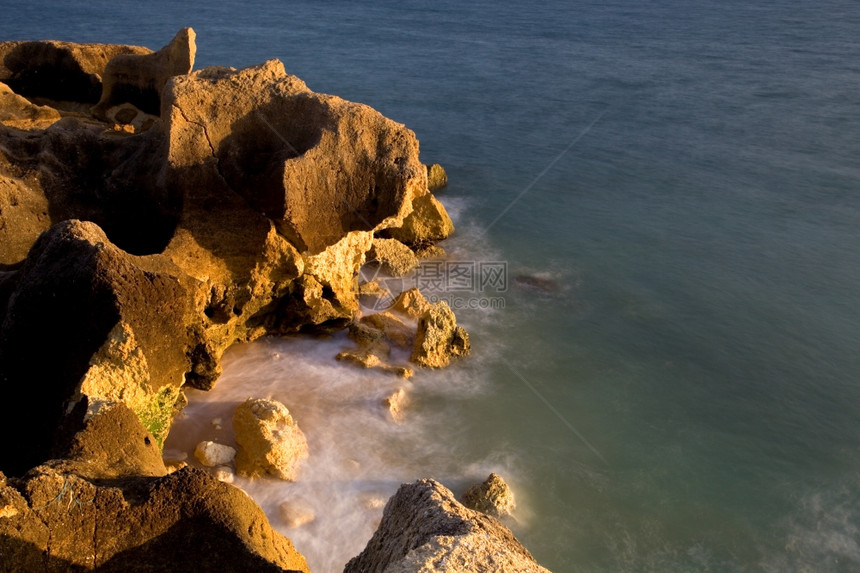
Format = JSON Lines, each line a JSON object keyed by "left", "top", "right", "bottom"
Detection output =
{"left": 233, "top": 398, "right": 309, "bottom": 481}
{"left": 0, "top": 40, "right": 151, "bottom": 103}
{"left": 0, "top": 466, "right": 309, "bottom": 572}
{"left": 161, "top": 58, "right": 422, "bottom": 255}
{"left": 0, "top": 220, "right": 194, "bottom": 474}
{"left": 344, "top": 479, "right": 550, "bottom": 573}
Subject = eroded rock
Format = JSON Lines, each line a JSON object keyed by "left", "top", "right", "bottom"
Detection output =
{"left": 0, "top": 220, "right": 194, "bottom": 474}
{"left": 0, "top": 466, "right": 310, "bottom": 572}
{"left": 233, "top": 398, "right": 309, "bottom": 481}
{"left": 384, "top": 192, "right": 455, "bottom": 248}
{"left": 344, "top": 479, "right": 550, "bottom": 573}
{"left": 411, "top": 301, "right": 471, "bottom": 368}
{"left": 461, "top": 473, "right": 516, "bottom": 518}
{"left": 194, "top": 441, "right": 236, "bottom": 468}
{"left": 93, "top": 28, "right": 196, "bottom": 117}
{"left": 367, "top": 237, "right": 419, "bottom": 277}
{"left": 0, "top": 40, "right": 151, "bottom": 103}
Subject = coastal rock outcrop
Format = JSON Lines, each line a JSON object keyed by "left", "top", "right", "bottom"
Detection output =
{"left": 367, "top": 237, "right": 419, "bottom": 277}
{"left": 0, "top": 466, "right": 309, "bottom": 572}
{"left": 344, "top": 479, "right": 550, "bottom": 573}
{"left": 0, "top": 220, "right": 195, "bottom": 474}
{"left": 233, "top": 398, "right": 309, "bottom": 481}
{"left": 0, "top": 401, "right": 309, "bottom": 572}
{"left": 0, "top": 28, "right": 479, "bottom": 572}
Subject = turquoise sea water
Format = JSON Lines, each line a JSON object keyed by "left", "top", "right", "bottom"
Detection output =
{"left": 4, "top": 2, "right": 860, "bottom": 571}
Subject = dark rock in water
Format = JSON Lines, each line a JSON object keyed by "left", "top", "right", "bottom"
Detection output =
{"left": 514, "top": 273, "right": 561, "bottom": 293}
{"left": 0, "top": 40, "right": 151, "bottom": 103}
{"left": 344, "top": 479, "right": 550, "bottom": 572}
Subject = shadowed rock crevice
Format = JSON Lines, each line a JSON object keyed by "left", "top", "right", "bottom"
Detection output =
{"left": 0, "top": 41, "right": 151, "bottom": 104}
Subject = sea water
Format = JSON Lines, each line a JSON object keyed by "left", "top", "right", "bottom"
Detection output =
{"left": 3, "top": 1, "right": 860, "bottom": 571}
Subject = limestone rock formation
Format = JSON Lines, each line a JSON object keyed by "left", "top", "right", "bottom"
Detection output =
{"left": 162, "top": 59, "right": 421, "bottom": 255}
{"left": 336, "top": 318, "right": 414, "bottom": 378}
{"left": 410, "top": 301, "right": 471, "bottom": 368}
{"left": 93, "top": 28, "right": 196, "bottom": 117}
{"left": 0, "top": 40, "right": 151, "bottom": 103}
{"left": 0, "top": 220, "right": 195, "bottom": 474}
{"left": 391, "top": 287, "right": 432, "bottom": 319}
{"left": 367, "top": 237, "right": 419, "bottom": 277}
{"left": 344, "top": 479, "right": 550, "bottom": 573}
{"left": 461, "top": 473, "right": 516, "bottom": 518}
{"left": 0, "top": 400, "right": 308, "bottom": 572}
{"left": 360, "top": 311, "right": 414, "bottom": 349}
{"left": 0, "top": 466, "right": 309, "bottom": 572}
{"left": 0, "top": 29, "right": 475, "bottom": 572}
{"left": 233, "top": 398, "right": 309, "bottom": 481}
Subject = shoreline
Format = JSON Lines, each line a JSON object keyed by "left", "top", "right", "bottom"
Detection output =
{"left": 0, "top": 29, "right": 550, "bottom": 571}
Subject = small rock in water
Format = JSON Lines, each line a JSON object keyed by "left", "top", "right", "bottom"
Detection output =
{"left": 382, "top": 388, "right": 409, "bottom": 423}
{"left": 358, "top": 492, "right": 387, "bottom": 510}
{"left": 193, "top": 440, "right": 237, "bottom": 467}
{"left": 461, "top": 473, "right": 516, "bottom": 518}
{"left": 279, "top": 499, "right": 315, "bottom": 528}
{"left": 233, "top": 398, "right": 309, "bottom": 481}
{"left": 212, "top": 465, "right": 235, "bottom": 483}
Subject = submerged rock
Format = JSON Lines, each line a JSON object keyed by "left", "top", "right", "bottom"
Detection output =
{"left": 382, "top": 388, "right": 409, "bottom": 423}
{"left": 233, "top": 398, "right": 309, "bottom": 481}
{"left": 461, "top": 473, "right": 516, "bottom": 518}
{"left": 344, "top": 479, "right": 550, "bottom": 573}
{"left": 279, "top": 498, "right": 315, "bottom": 528}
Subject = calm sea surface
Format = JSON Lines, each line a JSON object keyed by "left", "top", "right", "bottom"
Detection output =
{"left": 4, "top": 1, "right": 860, "bottom": 571}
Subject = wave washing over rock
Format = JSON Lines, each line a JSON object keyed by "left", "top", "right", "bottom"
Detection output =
{"left": 0, "top": 29, "right": 549, "bottom": 571}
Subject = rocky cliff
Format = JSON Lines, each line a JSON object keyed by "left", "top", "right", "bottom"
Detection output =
{"left": 0, "top": 29, "right": 546, "bottom": 572}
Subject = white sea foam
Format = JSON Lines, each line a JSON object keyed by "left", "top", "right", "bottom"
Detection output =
{"left": 164, "top": 324, "right": 519, "bottom": 572}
